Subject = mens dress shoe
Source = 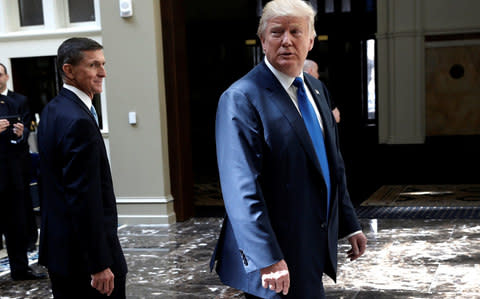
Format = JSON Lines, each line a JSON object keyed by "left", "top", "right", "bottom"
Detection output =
{"left": 11, "top": 267, "right": 48, "bottom": 281}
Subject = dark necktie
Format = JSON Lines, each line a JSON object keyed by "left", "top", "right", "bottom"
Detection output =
{"left": 90, "top": 105, "right": 99, "bottom": 125}
{"left": 293, "top": 77, "right": 331, "bottom": 217}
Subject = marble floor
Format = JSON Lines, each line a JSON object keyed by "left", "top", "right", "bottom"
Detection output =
{"left": 1, "top": 217, "right": 480, "bottom": 298}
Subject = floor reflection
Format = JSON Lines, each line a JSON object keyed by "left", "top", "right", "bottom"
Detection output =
{"left": 0, "top": 218, "right": 479, "bottom": 298}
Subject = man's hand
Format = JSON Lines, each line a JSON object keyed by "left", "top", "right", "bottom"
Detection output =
{"left": 347, "top": 232, "right": 367, "bottom": 261}
{"left": 0, "top": 119, "right": 8, "bottom": 133}
{"left": 260, "top": 259, "right": 290, "bottom": 295}
{"left": 332, "top": 107, "right": 341, "bottom": 123}
{"left": 12, "top": 122, "right": 23, "bottom": 137}
{"left": 91, "top": 268, "right": 115, "bottom": 296}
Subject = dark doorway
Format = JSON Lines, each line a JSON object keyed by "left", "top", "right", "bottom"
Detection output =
{"left": 184, "top": 0, "right": 261, "bottom": 216}
{"left": 10, "top": 56, "right": 61, "bottom": 119}
{"left": 311, "top": 0, "right": 378, "bottom": 205}
{"left": 183, "top": 0, "right": 379, "bottom": 214}
{"left": 165, "top": 0, "right": 379, "bottom": 219}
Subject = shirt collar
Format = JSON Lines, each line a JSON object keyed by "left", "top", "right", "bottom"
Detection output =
{"left": 63, "top": 84, "right": 92, "bottom": 109}
{"left": 0, "top": 89, "right": 8, "bottom": 96}
{"left": 264, "top": 57, "right": 304, "bottom": 91}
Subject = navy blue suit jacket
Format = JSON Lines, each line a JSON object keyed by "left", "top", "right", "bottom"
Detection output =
{"left": 0, "top": 93, "right": 26, "bottom": 191}
{"left": 211, "top": 62, "right": 361, "bottom": 298}
{"left": 37, "top": 88, "right": 127, "bottom": 277}
{"left": 7, "top": 90, "right": 31, "bottom": 152}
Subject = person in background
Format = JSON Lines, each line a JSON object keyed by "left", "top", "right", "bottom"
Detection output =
{"left": 0, "top": 62, "right": 46, "bottom": 281}
{"left": 0, "top": 63, "right": 37, "bottom": 252}
{"left": 304, "top": 59, "right": 341, "bottom": 123}
{"left": 210, "top": 0, "right": 367, "bottom": 298}
{"left": 37, "top": 37, "right": 127, "bottom": 298}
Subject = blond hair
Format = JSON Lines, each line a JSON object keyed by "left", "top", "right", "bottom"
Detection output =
{"left": 257, "top": 0, "right": 317, "bottom": 39}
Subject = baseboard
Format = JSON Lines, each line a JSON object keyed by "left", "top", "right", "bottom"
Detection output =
{"left": 116, "top": 196, "right": 176, "bottom": 225}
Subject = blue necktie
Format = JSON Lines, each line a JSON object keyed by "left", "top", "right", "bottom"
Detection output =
{"left": 293, "top": 77, "right": 331, "bottom": 218}
{"left": 90, "top": 105, "right": 99, "bottom": 125}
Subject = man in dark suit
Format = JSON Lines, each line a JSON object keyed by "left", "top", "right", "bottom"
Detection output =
{"left": 38, "top": 37, "right": 127, "bottom": 298}
{"left": 0, "top": 63, "right": 38, "bottom": 252}
{"left": 0, "top": 63, "right": 45, "bottom": 281}
{"left": 210, "top": 0, "right": 367, "bottom": 298}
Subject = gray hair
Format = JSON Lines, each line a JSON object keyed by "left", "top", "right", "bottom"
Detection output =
{"left": 257, "top": 0, "right": 317, "bottom": 39}
{"left": 303, "top": 59, "right": 317, "bottom": 70}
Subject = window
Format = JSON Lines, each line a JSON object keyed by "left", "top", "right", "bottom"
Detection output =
{"left": 68, "top": 0, "right": 95, "bottom": 23}
{"left": 325, "top": 0, "right": 335, "bottom": 13}
{"left": 18, "top": 0, "right": 44, "bottom": 26}
{"left": 366, "top": 39, "right": 376, "bottom": 121}
{"left": 341, "top": 0, "right": 351, "bottom": 12}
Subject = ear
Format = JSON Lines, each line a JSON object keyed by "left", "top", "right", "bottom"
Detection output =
{"left": 308, "top": 36, "right": 314, "bottom": 51}
{"left": 260, "top": 38, "right": 265, "bottom": 52}
{"left": 62, "top": 64, "right": 73, "bottom": 78}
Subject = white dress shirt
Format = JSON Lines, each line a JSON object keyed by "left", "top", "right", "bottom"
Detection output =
{"left": 264, "top": 57, "right": 324, "bottom": 133}
{"left": 63, "top": 84, "right": 93, "bottom": 111}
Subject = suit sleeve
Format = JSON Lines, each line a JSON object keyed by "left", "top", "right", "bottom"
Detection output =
{"left": 216, "top": 88, "right": 284, "bottom": 273}
{"left": 61, "top": 117, "right": 113, "bottom": 274}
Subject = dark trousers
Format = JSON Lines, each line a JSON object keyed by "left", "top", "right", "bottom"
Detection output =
{"left": 49, "top": 271, "right": 126, "bottom": 299}
{"left": 0, "top": 188, "right": 29, "bottom": 275}
{"left": 244, "top": 285, "right": 326, "bottom": 299}
{"left": 21, "top": 152, "right": 38, "bottom": 250}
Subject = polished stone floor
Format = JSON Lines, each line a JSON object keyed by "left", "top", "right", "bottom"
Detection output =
{"left": 1, "top": 218, "right": 480, "bottom": 298}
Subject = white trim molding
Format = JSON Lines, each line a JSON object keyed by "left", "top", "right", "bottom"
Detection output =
{"left": 116, "top": 196, "right": 176, "bottom": 225}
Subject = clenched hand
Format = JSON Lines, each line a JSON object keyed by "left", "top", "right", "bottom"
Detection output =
{"left": 91, "top": 267, "right": 115, "bottom": 296}
{"left": 260, "top": 259, "right": 290, "bottom": 295}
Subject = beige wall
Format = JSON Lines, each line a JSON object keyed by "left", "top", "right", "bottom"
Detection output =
{"left": 377, "top": 0, "right": 480, "bottom": 144}
{"left": 425, "top": 45, "right": 480, "bottom": 136}
{"left": 99, "top": 0, "right": 175, "bottom": 224}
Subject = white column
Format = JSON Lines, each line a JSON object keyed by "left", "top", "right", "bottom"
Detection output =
{"left": 42, "top": 0, "right": 66, "bottom": 30}
{"left": 0, "top": 0, "right": 20, "bottom": 33}
{"left": 377, "top": 0, "right": 425, "bottom": 144}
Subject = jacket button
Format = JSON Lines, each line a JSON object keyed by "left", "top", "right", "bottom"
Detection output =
{"left": 320, "top": 223, "right": 327, "bottom": 230}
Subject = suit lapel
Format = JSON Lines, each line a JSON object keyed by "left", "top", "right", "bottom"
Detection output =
{"left": 257, "top": 63, "right": 325, "bottom": 177}
{"left": 59, "top": 88, "right": 105, "bottom": 150}
{"left": 303, "top": 75, "right": 336, "bottom": 157}
{"left": 304, "top": 75, "right": 339, "bottom": 199}
{"left": 60, "top": 88, "right": 99, "bottom": 129}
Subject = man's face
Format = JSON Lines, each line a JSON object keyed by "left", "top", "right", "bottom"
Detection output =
{"left": 64, "top": 50, "right": 106, "bottom": 98}
{"left": 261, "top": 16, "right": 314, "bottom": 77}
{"left": 0, "top": 65, "right": 9, "bottom": 93}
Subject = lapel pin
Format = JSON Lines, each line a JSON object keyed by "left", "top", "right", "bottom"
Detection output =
{"left": 0, "top": 101, "right": 4, "bottom": 104}
{"left": 315, "top": 89, "right": 320, "bottom": 95}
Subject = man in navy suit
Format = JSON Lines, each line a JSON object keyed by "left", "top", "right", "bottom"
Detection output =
{"left": 0, "top": 63, "right": 45, "bottom": 281}
{"left": 0, "top": 63, "right": 38, "bottom": 252}
{"left": 38, "top": 37, "right": 127, "bottom": 298}
{"left": 211, "top": 0, "right": 367, "bottom": 298}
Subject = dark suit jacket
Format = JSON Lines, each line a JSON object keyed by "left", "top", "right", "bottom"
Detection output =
{"left": 7, "top": 90, "right": 31, "bottom": 153}
{"left": 211, "top": 62, "right": 361, "bottom": 298}
{"left": 0, "top": 94, "right": 24, "bottom": 191}
{"left": 37, "top": 88, "right": 127, "bottom": 277}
